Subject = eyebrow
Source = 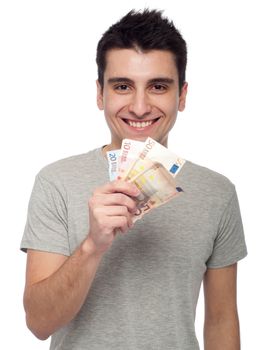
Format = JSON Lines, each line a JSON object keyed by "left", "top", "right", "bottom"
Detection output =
{"left": 107, "top": 77, "right": 175, "bottom": 85}
{"left": 108, "top": 77, "right": 133, "bottom": 85}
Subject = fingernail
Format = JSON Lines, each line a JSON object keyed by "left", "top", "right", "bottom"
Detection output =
{"left": 134, "top": 187, "right": 140, "bottom": 195}
{"left": 131, "top": 208, "right": 137, "bottom": 215}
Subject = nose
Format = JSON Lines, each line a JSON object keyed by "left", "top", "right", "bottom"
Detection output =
{"left": 128, "top": 90, "right": 152, "bottom": 118}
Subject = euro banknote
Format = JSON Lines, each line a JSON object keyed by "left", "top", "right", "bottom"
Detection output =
{"left": 107, "top": 137, "right": 185, "bottom": 222}
{"left": 117, "top": 139, "right": 144, "bottom": 180}
{"left": 127, "top": 158, "right": 183, "bottom": 221}
{"left": 124, "top": 137, "right": 185, "bottom": 181}
{"left": 106, "top": 149, "right": 120, "bottom": 181}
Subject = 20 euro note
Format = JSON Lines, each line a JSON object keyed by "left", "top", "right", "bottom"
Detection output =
{"left": 127, "top": 158, "right": 183, "bottom": 222}
{"left": 117, "top": 139, "right": 144, "bottom": 180}
{"left": 107, "top": 149, "right": 121, "bottom": 181}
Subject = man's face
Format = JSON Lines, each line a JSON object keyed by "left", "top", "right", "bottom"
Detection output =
{"left": 97, "top": 48, "right": 188, "bottom": 150}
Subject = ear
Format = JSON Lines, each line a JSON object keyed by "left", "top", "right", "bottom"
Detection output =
{"left": 96, "top": 80, "right": 104, "bottom": 110}
{"left": 178, "top": 82, "right": 188, "bottom": 112}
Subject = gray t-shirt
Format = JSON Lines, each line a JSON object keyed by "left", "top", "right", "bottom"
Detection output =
{"left": 21, "top": 147, "right": 247, "bottom": 350}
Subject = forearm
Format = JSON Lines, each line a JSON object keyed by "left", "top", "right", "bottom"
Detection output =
{"left": 24, "top": 237, "right": 103, "bottom": 340}
{"left": 204, "top": 314, "right": 241, "bottom": 350}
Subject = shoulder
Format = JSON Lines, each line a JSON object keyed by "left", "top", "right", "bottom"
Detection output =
{"left": 36, "top": 148, "right": 104, "bottom": 185}
{"left": 184, "top": 160, "right": 234, "bottom": 188}
{"left": 180, "top": 160, "right": 236, "bottom": 204}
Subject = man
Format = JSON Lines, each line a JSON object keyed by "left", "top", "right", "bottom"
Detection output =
{"left": 21, "top": 9, "right": 247, "bottom": 350}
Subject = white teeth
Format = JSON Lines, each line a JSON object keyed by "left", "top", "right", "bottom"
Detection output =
{"left": 127, "top": 120, "right": 153, "bottom": 128}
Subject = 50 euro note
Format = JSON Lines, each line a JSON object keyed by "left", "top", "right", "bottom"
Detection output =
{"left": 127, "top": 158, "right": 183, "bottom": 222}
{"left": 123, "top": 138, "right": 185, "bottom": 185}
{"left": 138, "top": 137, "right": 186, "bottom": 176}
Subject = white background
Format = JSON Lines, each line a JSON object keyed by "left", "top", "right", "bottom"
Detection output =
{"left": 0, "top": 0, "right": 260, "bottom": 348}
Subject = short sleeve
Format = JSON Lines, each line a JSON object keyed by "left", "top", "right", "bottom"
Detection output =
{"left": 206, "top": 187, "right": 247, "bottom": 268}
{"left": 20, "top": 173, "right": 70, "bottom": 256}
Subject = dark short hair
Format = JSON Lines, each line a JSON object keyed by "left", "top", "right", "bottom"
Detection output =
{"left": 96, "top": 9, "right": 187, "bottom": 92}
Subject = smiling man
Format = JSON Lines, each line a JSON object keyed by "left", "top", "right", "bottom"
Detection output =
{"left": 21, "top": 9, "right": 247, "bottom": 350}
{"left": 97, "top": 48, "right": 187, "bottom": 149}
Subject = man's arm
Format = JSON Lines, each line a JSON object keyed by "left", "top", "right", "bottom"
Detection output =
{"left": 203, "top": 263, "right": 240, "bottom": 350}
{"left": 23, "top": 181, "right": 139, "bottom": 340}
{"left": 23, "top": 239, "right": 103, "bottom": 340}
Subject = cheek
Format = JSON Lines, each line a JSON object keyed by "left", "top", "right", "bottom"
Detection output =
{"left": 157, "top": 96, "right": 179, "bottom": 117}
{"left": 104, "top": 94, "right": 129, "bottom": 115}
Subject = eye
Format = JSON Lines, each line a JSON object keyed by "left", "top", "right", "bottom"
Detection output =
{"left": 151, "top": 84, "right": 168, "bottom": 93}
{"left": 115, "top": 84, "right": 130, "bottom": 91}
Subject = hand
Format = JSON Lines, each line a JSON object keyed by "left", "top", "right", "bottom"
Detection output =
{"left": 87, "top": 180, "right": 140, "bottom": 254}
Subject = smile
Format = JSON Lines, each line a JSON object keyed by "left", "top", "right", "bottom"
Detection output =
{"left": 122, "top": 118, "right": 160, "bottom": 128}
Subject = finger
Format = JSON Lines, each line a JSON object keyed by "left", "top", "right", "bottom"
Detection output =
{"left": 92, "top": 193, "right": 137, "bottom": 213}
{"left": 93, "top": 180, "right": 140, "bottom": 197}
{"left": 118, "top": 212, "right": 134, "bottom": 233}
{"left": 102, "top": 206, "right": 134, "bottom": 229}
{"left": 102, "top": 205, "right": 129, "bottom": 216}
{"left": 109, "top": 216, "right": 129, "bottom": 234}
{"left": 92, "top": 206, "right": 133, "bottom": 230}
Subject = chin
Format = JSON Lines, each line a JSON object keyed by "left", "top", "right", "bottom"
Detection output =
{"left": 131, "top": 135, "right": 149, "bottom": 141}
